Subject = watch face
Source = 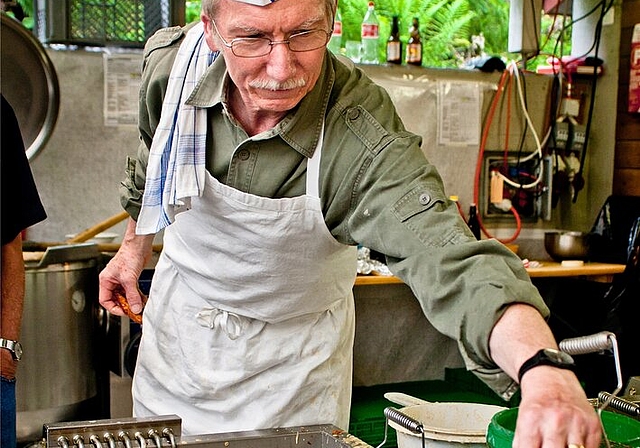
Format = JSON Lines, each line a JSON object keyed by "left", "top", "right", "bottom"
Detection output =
{"left": 13, "top": 342, "right": 23, "bottom": 360}
{"left": 543, "top": 348, "right": 574, "bottom": 365}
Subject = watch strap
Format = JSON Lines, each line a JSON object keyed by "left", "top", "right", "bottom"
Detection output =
{"left": 517, "top": 348, "right": 575, "bottom": 383}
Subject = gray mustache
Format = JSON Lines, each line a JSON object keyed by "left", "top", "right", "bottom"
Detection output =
{"left": 250, "top": 78, "right": 307, "bottom": 91}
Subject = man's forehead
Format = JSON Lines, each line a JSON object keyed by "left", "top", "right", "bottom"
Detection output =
{"left": 232, "top": 0, "right": 279, "bottom": 5}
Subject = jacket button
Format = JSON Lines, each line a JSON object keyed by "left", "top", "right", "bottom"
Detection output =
{"left": 419, "top": 193, "right": 431, "bottom": 205}
{"left": 237, "top": 149, "right": 251, "bottom": 161}
{"left": 347, "top": 108, "right": 360, "bottom": 120}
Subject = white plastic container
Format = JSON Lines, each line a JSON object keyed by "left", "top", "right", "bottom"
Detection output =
{"left": 389, "top": 402, "right": 507, "bottom": 448}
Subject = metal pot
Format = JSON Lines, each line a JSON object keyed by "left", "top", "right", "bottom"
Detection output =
{"left": 544, "top": 231, "right": 591, "bottom": 261}
{"left": 17, "top": 244, "right": 109, "bottom": 443}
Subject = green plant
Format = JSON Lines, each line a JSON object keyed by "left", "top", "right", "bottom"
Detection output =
{"left": 181, "top": 0, "right": 569, "bottom": 70}
{"left": 339, "top": 0, "right": 476, "bottom": 67}
{"left": 186, "top": 1, "right": 202, "bottom": 23}
{"left": 465, "top": 0, "right": 509, "bottom": 58}
{"left": 3, "top": 0, "right": 34, "bottom": 29}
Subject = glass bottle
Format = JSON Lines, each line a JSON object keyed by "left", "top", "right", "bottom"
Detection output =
{"left": 386, "top": 15, "right": 401, "bottom": 64}
{"left": 360, "top": 1, "right": 380, "bottom": 64}
{"left": 328, "top": 6, "right": 342, "bottom": 54}
{"left": 467, "top": 203, "right": 481, "bottom": 240}
{"left": 405, "top": 17, "right": 422, "bottom": 66}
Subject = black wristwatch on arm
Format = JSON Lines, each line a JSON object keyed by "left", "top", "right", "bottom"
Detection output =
{"left": 517, "top": 348, "right": 575, "bottom": 383}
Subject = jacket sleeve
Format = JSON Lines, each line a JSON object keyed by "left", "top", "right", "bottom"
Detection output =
{"left": 324, "top": 60, "right": 549, "bottom": 400}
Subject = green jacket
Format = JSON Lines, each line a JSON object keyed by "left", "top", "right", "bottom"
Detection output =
{"left": 121, "top": 24, "right": 548, "bottom": 400}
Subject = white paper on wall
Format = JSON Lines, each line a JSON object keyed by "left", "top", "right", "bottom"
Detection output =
{"left": 437, "top": 80, "right": 482, "bottom": 146}
{"left": 103, "top": 52, "right": 143, "bottom": 126}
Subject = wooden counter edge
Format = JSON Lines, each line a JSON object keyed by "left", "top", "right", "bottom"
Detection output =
{"left": 355, "top": 262, "right": 626, "bottom": 286}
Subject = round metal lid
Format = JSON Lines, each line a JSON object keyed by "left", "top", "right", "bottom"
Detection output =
{"left": 1, "top": 14, "right": 60, "bottom": 160}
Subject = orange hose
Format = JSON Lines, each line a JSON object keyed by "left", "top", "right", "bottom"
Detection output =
{"left": 473, "top": 66, "right": 523, "bottom": 244}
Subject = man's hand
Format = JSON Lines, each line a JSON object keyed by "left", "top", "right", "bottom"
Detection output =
{"left": 98, "top": 217, "right": 154, "bottom": 316}
{"left": 489, "top": 304, "right": 602, "bottom": 447}
{"left": 514, "top": 367, "right": 601, "bottom": 447}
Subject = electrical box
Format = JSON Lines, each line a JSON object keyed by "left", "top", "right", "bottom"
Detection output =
{"left": 508, "top": 0, "right": 543, "bottom": 54}
{"left": 480, "top": 152, "right": 553, "bottom": 222}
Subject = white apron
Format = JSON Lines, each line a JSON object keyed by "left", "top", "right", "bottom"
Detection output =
{"left": 132, "top": 130, "right": 358, "bottom": 436}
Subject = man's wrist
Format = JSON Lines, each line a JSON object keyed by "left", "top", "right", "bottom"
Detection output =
{"left": 518, "top": 348, "right": 575, "bottom": 383}
{"left": 0, "top": 338, "right": 23, "bottom": 361}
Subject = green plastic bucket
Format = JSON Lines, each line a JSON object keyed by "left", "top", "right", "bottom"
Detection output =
{"left": 486, "top": 408, "right": 640, "bottom": 448}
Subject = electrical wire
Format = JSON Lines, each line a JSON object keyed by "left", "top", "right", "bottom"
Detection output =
{"left": 572, "top": 0, "right": 610, "bottom": 202}
{"left": 472, "top": 69, "right": 524, "bottom": 243}
{"left": 493, "top": 63, "right": 544, "bottom": 189}
{"left": 472, "top": 59, "right": 557, "bottom": 243}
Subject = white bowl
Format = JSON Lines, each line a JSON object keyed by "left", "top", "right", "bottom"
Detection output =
{"left": 390, "top": 402, "right": 507, "bottom": 448}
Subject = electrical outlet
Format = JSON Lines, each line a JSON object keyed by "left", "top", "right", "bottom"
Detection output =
{"left": 570, "top": 125, "right": 587, "bottom": 152}
{"left": 552, "top": 122, "right": 570, "bottom": 150}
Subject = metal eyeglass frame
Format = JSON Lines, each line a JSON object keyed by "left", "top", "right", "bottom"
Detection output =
{"left": 209, "top": 18, "right": 330, "bottom": 58}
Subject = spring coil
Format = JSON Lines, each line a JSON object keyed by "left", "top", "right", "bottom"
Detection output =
{"left": 383, "top": 407, "right": 424, "bottom": 434}
{"left": 559, "top": 331, "right": 614, "bottom": 355}
{"left": 598, "top": 391, "right": 640, "bottom": 417}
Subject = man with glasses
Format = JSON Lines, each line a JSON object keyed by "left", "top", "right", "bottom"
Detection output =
{"left": 99, "top": 0, "right": 601, "bottom": 446}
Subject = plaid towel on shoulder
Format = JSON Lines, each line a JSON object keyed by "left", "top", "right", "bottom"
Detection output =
{"left": 136, "top": 22, "right": 219, "bottom": 235}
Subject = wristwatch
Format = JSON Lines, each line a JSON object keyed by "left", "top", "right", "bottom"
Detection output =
{"left": 517, "top": 348, "right": 575, "bottom": 383}
{"left": 0, "top": 338, "right": 23, "bottom": 361}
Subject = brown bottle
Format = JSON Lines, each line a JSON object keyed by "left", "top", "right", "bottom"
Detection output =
{"left": 386, "top": 16, "right": 401, "bottom": 64}
{"left": 405, "top": 17, "right": 422, "bottom": 66}
{"left": 467, "top": 203, "right": 481, "bottom": 240}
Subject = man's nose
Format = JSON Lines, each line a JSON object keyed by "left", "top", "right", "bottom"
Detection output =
{"left": 266, "top": 42, "right": 296, "bottom": 79}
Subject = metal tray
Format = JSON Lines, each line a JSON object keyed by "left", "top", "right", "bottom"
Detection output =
{"left": 42, "top": 415, "right": 373, "bottom": 448}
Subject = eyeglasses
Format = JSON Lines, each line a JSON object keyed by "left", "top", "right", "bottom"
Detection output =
{"left": 210, "top": 19, "right": 330, "bottom": 58}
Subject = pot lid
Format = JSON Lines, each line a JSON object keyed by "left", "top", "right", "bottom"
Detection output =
{"left": 1, "top": 14, "right": 60, "bottom": 161}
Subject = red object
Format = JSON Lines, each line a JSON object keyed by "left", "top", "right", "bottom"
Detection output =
{"left": 629, "top": 24, "right": 640, "bottom": 113}
{"left": 543, "top": 0, "right": 572, "bottom": 15}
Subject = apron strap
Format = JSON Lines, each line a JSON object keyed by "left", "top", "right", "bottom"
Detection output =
{"left": 305, "top": 121, "right": 325, "bottom": 199}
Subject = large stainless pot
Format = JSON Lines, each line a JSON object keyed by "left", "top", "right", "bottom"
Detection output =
{"left": 17, "top": 244, "right": 108, "bottom": 443}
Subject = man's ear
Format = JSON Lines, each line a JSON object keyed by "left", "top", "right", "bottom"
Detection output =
{"left": 201, "top": 15, "right": 221, "bottom": 52}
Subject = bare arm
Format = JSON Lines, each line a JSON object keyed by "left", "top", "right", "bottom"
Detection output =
{"left": 98, "top": 218, "right": 155, "bottom": 315}
{"left": 1, "top": 233, "right": 25, "bottom": 379}
{"left": 489, "top": 303, "right": 602, "bottom": 448}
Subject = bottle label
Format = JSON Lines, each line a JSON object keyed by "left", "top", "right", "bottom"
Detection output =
{"left": 332, "top": 21, "right": 342, "bottom": 37}
{"left": 386, "top": 42, "right": 400, "bottom": 61}
{"left": 361, "top": 24, "right": 379, "bottom": 38}
{"left": 406, "top": 43, "right": 422, "bottom": 63}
